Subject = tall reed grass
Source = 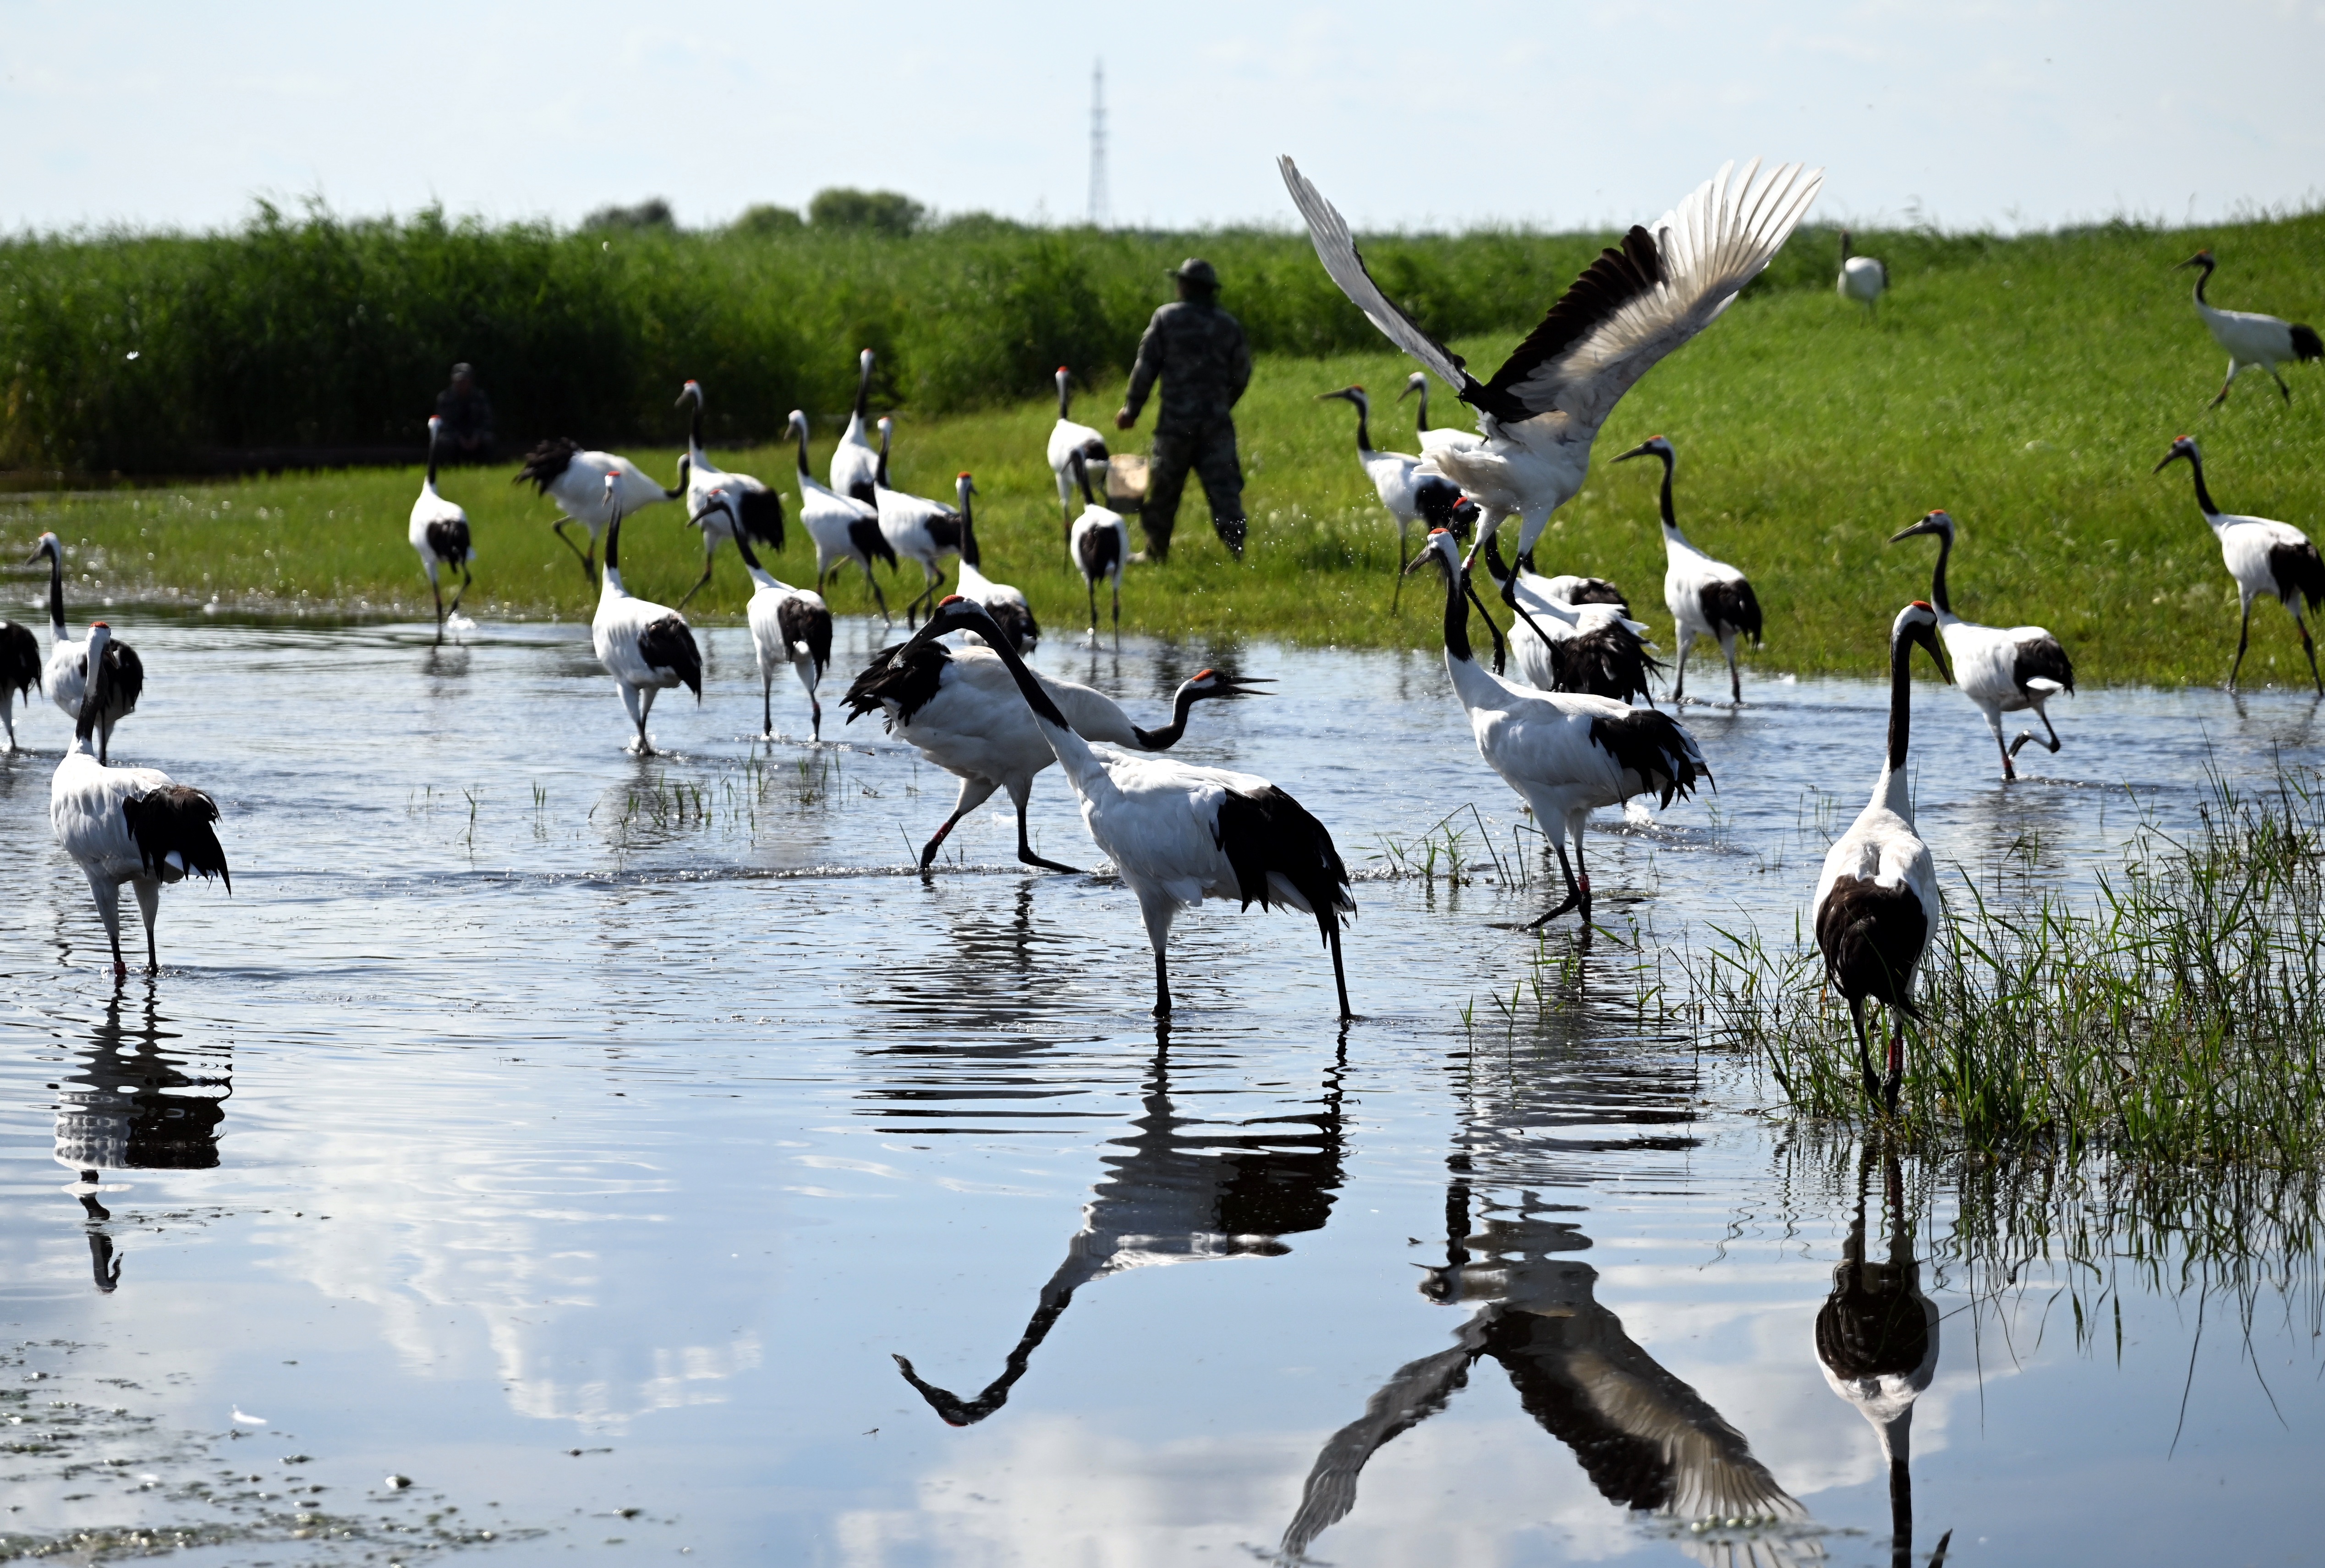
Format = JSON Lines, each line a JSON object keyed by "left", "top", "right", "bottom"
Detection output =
{"left": 1682, "top": 768, "right": 2325, "bottom": 1166}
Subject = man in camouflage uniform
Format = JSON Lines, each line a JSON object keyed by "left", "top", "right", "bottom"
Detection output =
{"left": 1115, "top": 258, "right": 1252, "bottom": 561}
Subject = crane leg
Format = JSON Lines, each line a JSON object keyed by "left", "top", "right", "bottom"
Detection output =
{"left": 2298, "top": 617, "right": 2323, "bottom": 696}
{"left": 1327, "top": 922, "right": 1353, "bottom": 1021}
{"left": 85, "top": 872, "right": 126, "bottom": 981}
{"left": 1111, "top": 577, "right": 1122, "bottom": 643}
{"left": 1086, "top": 578, "right": 1100, "bottom": 646}
{"left": 1848, "top": 996, "right": 1879, "bottom": 1105}
{"left": 863, "top": 565, "right": 892, "bottom": 627}
{"left": 133, "top": 879, "right": 160, "bottom": 974}
{"left": 2210, "top": 358, "right": 2239, "bottom": 409}
{"left": 2228, "top": 600, "right": 2255, "bottom": 691}
{"left": 2271, "top": 365, "right": 2294, "bottom": 404}
{"left": 1987, "top": 710, "right": 2015, "bottom": 780}
{"left": 2007, "top": 706, "right": 2063, "bottom": 757}
{"left": 918, "top": 777, "right": 1001, "bottom": 871}
{"left": 673, "top": 551, "right": 717, "bottom": 612}
{"left": 1528, "top": 839, "right": 1586, "bottom": 927}
{"left": 428, "top": 565, "right": 444, "bottom": 624}
{"left": 1152, "top": 948, "right": 1172, "bottom": 1018}
{"left": 1670, "top": 638, "right": 1690, "bottom": 704}
{"left": 450, "top": 561, "right": 472, "bottom": 616}
{"left": 98, "top": 714, "right": 115, "bottom": 767}
{"left": 1391, "top": 519, "right": 1409, "bottom": 615}
{"left": 762, "top": 671, "right": 775, "bottom": 740}
{"left": 1883, "top": 1011, "right": 1905, "bottom": 1115}
{"left": 1013, "top": 795, "right": 1083, "bottom": 875}
{"left": 551, "top": 519, "right": 598, "bottom": 587}
{"left": 1468, "top": 578, "right": 1511, "bottom": 676}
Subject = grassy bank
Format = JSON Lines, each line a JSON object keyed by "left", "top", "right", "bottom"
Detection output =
{"left": 7, "top": 205, "right": 2325, "bottom": 685}
{"left": 1688, "top": 768, "right": 2325, "bottom": 1167}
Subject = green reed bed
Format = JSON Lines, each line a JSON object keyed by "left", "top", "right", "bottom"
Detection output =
{"left": 1682, "top": 768, "right": 2325, "bottom": 1165}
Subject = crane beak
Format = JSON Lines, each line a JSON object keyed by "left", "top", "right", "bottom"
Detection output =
{"left": 1403, "top": 542, "right": 1448, "bottom": 578}
{"left": 691, "top": 499, "right": 735, "bottom": 529}
{"left": 1611, "top": 440, "right": 1657, "bottom": 464}
{"left": 1918, "top": 624, "right": 1953, "bottom": 684}
{"left": 2151, "top": 450, "right": 2187, "bottom": 474}
{"left": 1201, "top": 674, "right": 1274, "bottom": 701}
{"left": 1888, "top": 518, "right": 1941, "bottom": 543}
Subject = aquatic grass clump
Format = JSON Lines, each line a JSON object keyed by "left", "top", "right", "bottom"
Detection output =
{"left": 1692, "top": 768, "right": 2325, "bottom": 1165}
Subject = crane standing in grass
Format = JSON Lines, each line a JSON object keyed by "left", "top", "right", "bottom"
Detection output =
{"left": 2177, "top": 249, "right": 2322, "bottom": 408}
{"left": 1814, "top": 602, "right": 1951, "bottom": 1112}
{"left": 1046, "top": 367, "right": 1111, "bottom": 532}
{"left": 674, "top": 379, "right": 785, "bottom": 611}
{"left": 514, "top": 439, "right": 680, "bottom": 588}
{"left": 1837, "top": 229, "right": 1886, "bottom": 316}
{"left": 785, "top": 409, "right": 895, "bottom": 623}
{"left": 1612, "top": 435, "right": 1761, "bottom": 705}
{"left": 1317, "top": 384, "right": 1429, "bottom": 603}
{"left": 1067, "top": 452, "right": 1130, "bottom": 646}
{"left": 2153, "top": 436, "right": 2325, "bottom": 693}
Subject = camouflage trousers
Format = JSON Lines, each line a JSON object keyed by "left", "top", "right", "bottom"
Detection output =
{"left": 1143, "top": 420, "right": 1247, "bottom": 560}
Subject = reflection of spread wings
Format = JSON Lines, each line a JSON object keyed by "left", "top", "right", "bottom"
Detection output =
{"left": 1278, "top": 157, "right": 1823, "bottom": 433}
{"left": 1278, "top": 1344, "right": 1474, "bottom": 1558}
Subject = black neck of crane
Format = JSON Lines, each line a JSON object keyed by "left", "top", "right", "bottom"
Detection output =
{"left": 1057, "top": 378, "right": 1071, "bottom": 420}
{"left": 76, "top": 641, "right": 106, "bottom": 743}
{"left": 2182, "top": 451, "right": 2221, "bottom": 516}
{"left": 426, "top": 431, "right": 441, "bottom": 489}
{"left": 1925, "top": 527, "right": 1952, "bottom": 615}
{"left": 1075, "top": 453, "right": 1097, "bottom": 509}
{"left": 687, "top": 393, "right": 703, "bottom": 451}
{"left": 1131, "top": 684, "right": 1204, "bottom": 749}
{"left": 1650, "top": 449, "right": 1678, "bottom": 531}
{"left": 1439, "top": 554, "right": 1474, "bottom": 667}
{"left": 853, "top": 356, "right": 873, "bottom": 424}
{"left": 603, "top": 505, "right": 623, "bottom": 577}
{"left": 875, "top": 427, "right": 890, "bottom": 488}
{"left": 44, "top": 539, "right": 65, "bottom": 632}
{"left": 968, "top": 609, "right": 1073, "bottom": 731}
{"left": 1887, "top": 625, "right": 1916, "bottom": 775}
{"left": 794, "top": 419, "right": 812, "bottom": 478}
{"left": 729, "top": 502, "right": 764, "bottom": 575}
{"left": 1412, "top": 381, "right": 1431, "bottom": 433}
{"left": 2191, "top": 260, "right": 2213, "bottom": 307}
{"left": 958, "top": 488, "right": 982, "bottom": 569}
{"left": 1348, "top": 396, "right": 1371, "bottom": 455}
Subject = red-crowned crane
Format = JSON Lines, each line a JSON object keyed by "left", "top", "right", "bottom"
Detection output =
{"left": 590, "top": 475, "right": 702, "bottom": 755}
{"left": 1317, "top": 384, "right": 1430, "bottom": 604}
{"left": 409, "top": 417, "right": 475, "bottom": 626}
{"left": 883, "top": 595, "right": 1353, "bottom": 1018}
{"left": 1407, "top": 528, "right": 1707, "bottom": 935}
{"left": 1612, "top": 436, "right": 1762, "bottom": 704}
{"left": 844, "top": 637, "right": 1263, "bottom": 874}
{"left": 50, "top": 622, "right": 230, "bottom": 979}
{"left": 831, "top": 348, "right": 882, "bottom": 506}
{"left": 2154, "top": 436, "right": 2325, "bottom": 692}
{"left": 2177, "top": 249, "right": 2322, "bottom": 407}
{"left": 872, "top": 417, "right": 962, "bottom": 627}
{"left": 1046, "top": 367, "right": 1111, "bottom": 530}
{"left": 1813, "top": 602, "right": 1952, "bottom": 1111}
{"left": 785, "top": 408, "right": 896, "bottom": 623}
{"left": 1398, "top": 370, "right": 1483, "bottom": 461}
{"left": 29, "top": 533, "right": 143, "bottom": 765}
{"left": 951, "top": 473, "right": 1038, "bottom": 653}
{"left": 703, "top": 484, "right": 832, "bottom": 741}
{"left": 1890, "top": 510, "right": 2074, "bottom": 778}
{"left": 1067, "top": 450, "right": 1130, "bottom": 646}
{"left": 673, "top": 379, "right": 784, "bottom": 611}
{"left": 2, "top": 619, "right": 40, "bottom": 751}
{"left": 514, "top": 439, "right": 681, "bottom": 587}
{"left": 1280, "top": 155, "right": 1821, "bottom": 596}
{"left": 1837, "top": 229, "right": 1887, "bottom": 316}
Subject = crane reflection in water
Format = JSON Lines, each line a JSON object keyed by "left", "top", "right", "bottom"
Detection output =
{"left": 891, "top": 1030, "right": 1348, "bottom": 1426}
{"left": 1815, "top": 1142, "right": 1949, "bottom": 1568}
{"left": 1273, "top": 1031, "right": 1819, "bottom": 1567}
{"left": 50, "top": 985, "right": 230, "bottom": 1294}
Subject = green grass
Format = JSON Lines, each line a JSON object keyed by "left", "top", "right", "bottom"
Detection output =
{"left": 6, "top": 210, "right": 2323, "bottom": 685}
{"left": 1683, "top": 768, "right": 2325, "bottom": 1167}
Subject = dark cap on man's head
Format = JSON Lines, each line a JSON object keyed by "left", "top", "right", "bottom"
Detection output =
{"left": 450, "top": 362, "right": 473, "bottom": 379}
{"left": 1168, "top": 258, "right": 1219, "bottom": 291}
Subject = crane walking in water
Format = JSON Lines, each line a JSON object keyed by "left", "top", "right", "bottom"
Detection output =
{"left": 50, "top": 623, "right": 230, "bottom": 979}
{"left": 1612, "top": 435, "right": 1760, "bottom": 704}
{"left": 590, "top": 476, "right": 703, "bottom": 755}
{"left": 1813, "top": 602, "right": 1951, "bottom": 1111}
{"left": 1890, "top": 510, "right": 2073, "bottom": 777}
{"left": 30, "top": 532, "right": 143, "bottom": 765}
{"left": 409, "top": 417, "right": 475, "bottom": 627}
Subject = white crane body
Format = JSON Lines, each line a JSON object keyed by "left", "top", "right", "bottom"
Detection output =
{"left": 2155, "top": 437, "right": 2325, "bottom": 691}
{"left": 410, "top": 418, "right": 475, "bottom": 624}
{"left": 1047, "top": 367, "right": 1111, "bottom": 526}
{"left": 515, "top": 439, "right": 679, "bottom": 586}
{"left": 1068, "top": 461, "right": 1130, "bottom": 646}
{"left": 1837, "top": 230, "right": 1886, "bottom": 312}
{"left": 786, "top": 409, "right": 895, "bottom": 623}
{"left": 49, "top": 623, "right": 230, "bottom": 976}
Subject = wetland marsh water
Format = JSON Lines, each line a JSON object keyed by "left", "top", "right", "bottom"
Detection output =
{"left": 3, "top": 613, "right": 2324, "bottom": 1565}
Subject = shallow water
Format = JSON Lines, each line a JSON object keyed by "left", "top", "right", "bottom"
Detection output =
{"left": 3, "top": 613, "right": 2322, "bottom": 1565}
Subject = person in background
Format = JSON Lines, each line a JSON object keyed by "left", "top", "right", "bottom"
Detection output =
{"left": 433, "top": 363, "right": 495, "bottom": 463}
{"left": 1115, "top": 259, "right": 1252, "bottom": 562}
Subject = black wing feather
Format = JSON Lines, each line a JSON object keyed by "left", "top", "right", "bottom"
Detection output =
{"left": 1477, "top": 227, "right": 1664, "bottom": 423}
{"left": 1585, "top": 709, "right": 1709, "bottom": 809}
{"left": 2292, "top": 323, "right": 2323, "bottom": 362}
{"left": 121, "top": 786, "right": 231, "bottom": 893}
{"left": 0, "top": 621, "right": 38, "bottom": 698}
{"left": 1815, "top": 875, "right": 1929, "bottom": 1013}
{"left": 1078, "top": 523, "right": 1122, "bottom": 579}
{"left": 423, "top": 517, "right": 472, "bottom": 563}
{"left": 95, "top": 641, "right": 144, "bottom": 720}
{"left": 515, "top": 437, "right": 579, "bottom": 493}
{"left": 1551, "top": 627, "right": 1663, "bottom": 705}
{"left": 777, "top": 597, "right": 833, "bottom": 678}
{"left": 1213, "top": 785, "right": 1354, "bottom": 945}
{"left": 735, "top": 486, "right": 786, "bottom": 552}
{"left": 2268, "top": 539, "right": 2325, "bottom": 613}
{"left": 1700, "top": 577, "right": 1762, "bottom": 645}
{"left": 636, "top": 615, "right": 702, "bottom": 697}
{"left": 2012, "top": 634, "right": 2075, "bottom": 695}
{"left": 849, "top": 515, "right": 899, "bottom": 569}
{"left": 842, "top": 639, "right": 949, "bottom": 728}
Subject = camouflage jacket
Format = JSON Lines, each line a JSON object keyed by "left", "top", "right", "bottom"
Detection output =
{"left": 1124, "top": 300, "right": 1251, "bottom": 432}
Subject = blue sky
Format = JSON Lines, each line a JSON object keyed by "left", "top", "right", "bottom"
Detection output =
{"left": 3, "top": 0, "right": 2320, "bottom": 235}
